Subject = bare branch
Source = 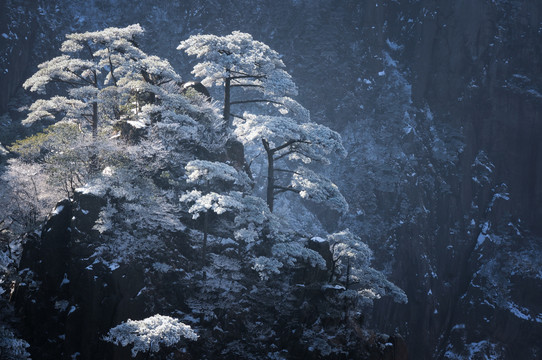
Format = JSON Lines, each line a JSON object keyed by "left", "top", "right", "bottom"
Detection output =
{"left": 82, "top": 42, "right": 94, "bottom": 60}
{"left": 228, "top": 74, "right": 267, "bottom": 81}
{"left": 272, "top": 139, "right": 299, "bottom": 153}
{"left": 65, "top": 68, "right": 96, "bottom": 86}
{"left": 230, "top": 99, "right": 283, "bottom": 106}
{"left": 107, "top": 48, "right": 119, "bottom": 86}
{"left": 229, "top": 70, "right": 266, "bottom": 78}
{"left": 230, "top": 113, "right": 245, "bottom": 120}
{"left": 274, "top": 149, "right": 296, "bottom": 161}
{"left": 274, "top": 168, "right": 300, "bottom": 175}
{"left": 230, "top": 84, "right": 264, "bottom": 89}
{"left": 273, "top": 185, "right": 301, "bottom": 195}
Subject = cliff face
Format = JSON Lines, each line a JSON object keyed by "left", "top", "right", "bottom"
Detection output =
{"left": 2, "top": 1, "right": 541, "bottom": 359}
{"left": 0, "top": 1, "right": 35, "bottom": 114}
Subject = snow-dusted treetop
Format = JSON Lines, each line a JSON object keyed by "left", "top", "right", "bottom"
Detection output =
{"left": 328, "top": 229, "right": 408, "bottom": 304}
{"left": 180, "top": 32, "right": 347, "bottom": 213}
{"left": 178, "top": 31, "right": 296, "bottom": 96}
{"left": 328, "top": 229, "right": 373, "bottom": 268}
{"left": 185, "top": 160, "right": 252, "bottom": 189}
{"left": 103, "top": 314, "right": 197, "bottom": 357}
{"left": 233, "top": 111, "right": 348, "bottom": 213}
{"left": 61, "top": 23, "right": 144, "bottom": 51}
{"left": 22, "top": 24, "right": 180, "bottom": 137}
{"left": 180, "top": 190, "right": 244, "bottom": 219}
{"left": 27, "top": 24, "right": 179, "bottom": 91}
{"left": 234, "top": 113, "right": 347, "bottom": 164}
{"left": 291, "top": 167, "right": 348, "bottom": 214}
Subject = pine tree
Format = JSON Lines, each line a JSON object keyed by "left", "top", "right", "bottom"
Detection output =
{"left": 23, "top": 24, "right": 180, "bottom": 139}
{"left": 179, "top": 31, "right": 348, "bottom": 213}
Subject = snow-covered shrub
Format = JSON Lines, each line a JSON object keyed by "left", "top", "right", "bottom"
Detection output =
{"left": 103, "top": 315, "right": 197, "bottom": 357}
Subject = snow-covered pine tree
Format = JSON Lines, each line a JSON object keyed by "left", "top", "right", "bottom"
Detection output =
{"left": 327, "top": 229, "right": 407, "bottom": 305}
{"left": 179, "top": 31, "right": 348, "bottom": 214}
{"left": 7, "top": 24, "right": 187, "bottom": 216}
{"left": 180, "top": 159, "right": 251, "bottom": 264}
{"left": 23, "top": 24, "right": 180, "bottom": 138}
{"left": 178, "top": 31, "right": 298, "bottom": 127}
{"left": 3, "top": 25, "right": 409, "bottom": 359}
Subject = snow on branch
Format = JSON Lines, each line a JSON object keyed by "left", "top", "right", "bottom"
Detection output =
{"left": 103, "top": 315, "right": 197, "bottom": 357}
{"left": 234, "top": 113, "right": 345, "bottom": 164}
{"left": 180, "top": 190, "right": 244, "bottom": 219}
{"left": 22, "top": 24, "right": 183, "bottom": 134}
{"left": 61, "top": 24, "right": 145, "bottom": 53}
{"left": 178, "top": 31, "right": 297, "bottom": 96}
{"left": 185, "top": 160, "right": 251, "bottom": 189}
{"left": 291, "top": 167, "right": 349, "bottom": 214}
{"left": 327, "top": 230, "right": 407, "bottom": 304}
{"left": 23, "top": 96, "right": 88, "bottom": 125}
{"left": 272, "top": 241, "right": 326, "bottom": 270}
{"left": 234, "top": 113, "right": 302, "bottom": 146}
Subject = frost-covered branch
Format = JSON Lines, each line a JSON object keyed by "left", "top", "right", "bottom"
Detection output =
{"left": 103, "top": 315, "right": 197, "bottom": 357}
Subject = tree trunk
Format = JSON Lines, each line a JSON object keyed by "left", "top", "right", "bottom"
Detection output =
{"left": 224, "top": 76, "right": 231, "bottom": 127}
{"left": 89, "top": 101, "right": 99, "bottom": 172}
{"left": 344, "top": 257, "right": 351, "bottom": 322}
{"left": 92, "top": 101, "right": 98, "bottom": 139}
{"left": 262, "top": 139, "right": 275, "bottom": 212}
{"left": 203, "top": 211, "right": 209, "bottom": 264}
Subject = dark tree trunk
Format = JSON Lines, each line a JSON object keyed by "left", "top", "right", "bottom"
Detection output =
{"left": 92, "top": 101, "right": 98, "bottom": 139}
{"left": 224, "top": 76, "right": 231, "bottom": 126}
{"left": 202, "top": 211, "right": 209, "bottom": 264}
{"left": 262, "top": 138, "right": 275, "bottom": 212}
{"left": 89, "top": 101, "right": 99, "bottom": 171}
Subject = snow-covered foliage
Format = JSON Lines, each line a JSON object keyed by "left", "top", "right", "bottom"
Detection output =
{"left": 178, "top": 31, "right": 296, "bottom": 96}
{"left": 103, "top": 315, "right": 197, "bottom": 357}
{"left": 185, "top": 159, "right": 251, "bottom": 190}
{"left": 1, "top": 159, "right": 60, "bottom": 233}
{"left": 22, "top": 24, "right": 181, "bottom": 140}
{"left": 234, "top": 112, "right": 346, "bottom": 165}
{"left": 0, "top": 325, "right": 30, "bottom": 360}
{"left": 84, "top": 143, "right": 186, "bottom": 263}
{"left": 3, "top": 24, "right": 407, "bottom": 360}
{"left": 8, "top": 123, "right": 120, "bottom": 199}
{"left": 328, "top": 230, "right": 407, "bottom": 304}
{"left": 181, "top": 31, "right": 348, "bottom": 214}
{"left": 291, "top": 167, "right": 348, "bottom": 213}
{"left": 181, "top": 190, "right": 243, "bottom": 219}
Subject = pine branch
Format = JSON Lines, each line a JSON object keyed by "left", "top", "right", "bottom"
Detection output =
{"left": 84, "top": 42, "right": 95, "bottom": 61}
{"left": 65, "top": 68, "right": 96, "bottom": 86}
{"left": 274, "top": 168, "right": 300, "bottom": 175}
{"left": 230, "top": 99, "right": 282, "bottom": 106}
{"left": 271, "top": 139, "right": 301, "bottom": 153}
{"left": 228, "top": 74, "right": 267, "bottom": 80}
{"left": 50, "top": 78, "right": 88, "bottom": 87}
{"left": 273, "top": 185, "right": 301, "bottom": 195}
{"left": 229, "top": 69, "right": 266, "bottom": 78}
{"left": 107, "top": 48, "right": 118, "bottom": 86}
{"left": 274, "top": 149, "right": 296, "bottom": 161}
{"left": 230, "top": 84, "right": 264, "bottom": 89}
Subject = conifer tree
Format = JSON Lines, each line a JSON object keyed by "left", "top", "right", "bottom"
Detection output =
{"left": 179, "top": 31, "right": 348, "bottom": 213}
